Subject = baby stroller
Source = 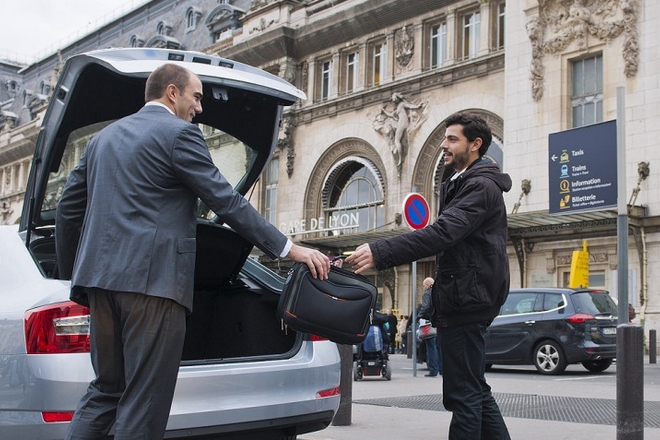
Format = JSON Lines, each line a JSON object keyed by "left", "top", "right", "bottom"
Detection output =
{"left": 353, "top": 311, "right": 392, "bottom": 381}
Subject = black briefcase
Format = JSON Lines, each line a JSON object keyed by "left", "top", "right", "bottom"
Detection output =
{"left": 277, "top": 262, "right": 377, "bottom": 345}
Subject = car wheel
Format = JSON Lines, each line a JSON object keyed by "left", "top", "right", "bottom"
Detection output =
{"left": 383, "top": 364, "right": 392, "bottom": 381}
{"left": 533, "top": 340, "right": 567, "bottom": 375}
{"left": 354, "top": 366, "right": 363, "bottom": 381}
{"left": 582, "top": 359, "right": 613, "bottom": 373}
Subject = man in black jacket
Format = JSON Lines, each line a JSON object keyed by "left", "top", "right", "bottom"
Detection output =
{"left": 347, "top": 112, "right": 511, "bottom": 439}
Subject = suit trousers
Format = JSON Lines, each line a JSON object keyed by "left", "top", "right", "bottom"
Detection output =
{"left": 439, "top": 322, "right": 510, "bottom": 440}
{"left": 65, "top": 289, "right": 187, "bottom": 440}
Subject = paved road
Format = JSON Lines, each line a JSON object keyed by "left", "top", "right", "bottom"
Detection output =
{"left": 300, "top": 353, "right": 660, "bottom": 440}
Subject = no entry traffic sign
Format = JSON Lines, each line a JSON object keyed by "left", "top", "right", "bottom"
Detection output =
{"left": 402, "top": 193, "right": 430, "bottom": 230}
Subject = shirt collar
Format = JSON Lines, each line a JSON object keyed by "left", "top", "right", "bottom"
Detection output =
{"left": 451, "top": 168, "right": 466, "bottom": 181}
{"left": 145, "top": 101, "right": 174, "bottom": 115}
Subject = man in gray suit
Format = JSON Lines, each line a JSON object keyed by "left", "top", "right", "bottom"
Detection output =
{"left": 56, "top": 63, "right": 330, "bottom": 440}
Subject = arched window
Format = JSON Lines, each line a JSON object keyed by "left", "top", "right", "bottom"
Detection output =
{"left": 322, "top": 158, "right": 385, "bottom": 235}
{"left": 38, "top": 80, "right": 50, "bottom": 96}
{"left": 186, "top": 9, "right": 196, "bottom": 29}
{"left": 185, "top": 7, "right": 202, "bottom": 32}
{"left": 5, "top": 79, "right": 18, "bottom": 94}
{"left": 156, "top": 21, "right": 172, "bottom": 36}
{"left": 22, "top": 89, "right": 32, "bottom": 106}
{"left": 485, "top": 136, "right": 504, "bottom": 170}
{"left": 129, "top": 35, "right": 144, "bottom": 48}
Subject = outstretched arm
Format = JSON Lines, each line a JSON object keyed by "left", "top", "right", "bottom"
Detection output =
{"left": 286, "top": 243, "right": 331, "bottom": 280}
{"left": 344, "top": 243, "right": 374, "bottom": 275}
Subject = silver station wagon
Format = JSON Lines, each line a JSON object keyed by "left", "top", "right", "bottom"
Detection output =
{"left": 0, "top": 48, "right": 340, "bottom": 439}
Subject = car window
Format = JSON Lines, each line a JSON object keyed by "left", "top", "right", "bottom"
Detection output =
{"left": 571, "top": 291, "right": 618, "bottom": 316}
{"left": 41, "top": 122, "right": 249, "bottom": 221}
{"left": 542, "top": 293, "right": 566, "bottom": 311}
{"left": 500, "top": 292, "right": 541, "bottom": 316}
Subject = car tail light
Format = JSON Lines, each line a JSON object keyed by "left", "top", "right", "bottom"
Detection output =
{"left": 310, "top": 334, "right": 329, "bottom": 342}
{"left": 316, "top": 386, "right": 341, "bottom": 398}
{"left": 42, "top": 412, "right": 74, "bottom": 423}
{"left": 566, "top": 313, "right": 595, "bottom": 324}
{"left": 25, "top": 301, "right": 91, "bottom": 354}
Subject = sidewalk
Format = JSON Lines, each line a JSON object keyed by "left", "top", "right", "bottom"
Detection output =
{"left": 300, "top": 354, "right": 660, "bottom": 440}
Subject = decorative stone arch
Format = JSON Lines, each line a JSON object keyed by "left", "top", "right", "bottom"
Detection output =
{"left": 322, "top": 155, "right": 383, "bottom": 198}
{"left": 146, "top": 35, "right": 182, "bottom": 49}
{"left": 411, "top": 109, "right": 504, "bottom": 210}
{"left": 129, "top": 34, "right": 145, "bottom": 48}
{"left": 206, "top": 4, "right": 245, "bottom": 37}
{"left": 304, "top": 138, "right": 388, "bottom": 223}
{"left": 156, "top": 21, "right": 173, "bottom": 36}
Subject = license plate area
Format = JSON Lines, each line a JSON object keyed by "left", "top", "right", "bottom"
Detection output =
{"left": 602, "top": 327, "right": 616, "bottom": 335}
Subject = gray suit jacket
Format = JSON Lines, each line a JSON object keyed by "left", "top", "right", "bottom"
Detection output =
{"left": 56, "top": 105, "right": 287, "bottom": 312}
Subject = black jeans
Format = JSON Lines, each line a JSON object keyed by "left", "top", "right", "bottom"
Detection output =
{"left": 439, "top": 322, "right": 510, "bottom": 440}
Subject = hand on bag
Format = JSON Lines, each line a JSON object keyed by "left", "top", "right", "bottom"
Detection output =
{"left": 345, "top": 243, "right": 375, "bottom": 275}
{"left": 287, "top": 244, "right": 330, "bottom": 280}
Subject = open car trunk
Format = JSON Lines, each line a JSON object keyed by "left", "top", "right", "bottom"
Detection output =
{"left": 27, "top": 221, "right": 298, "bottom": 362}
{"left": 181, "top": 221, "right": 297, "bottom": 361}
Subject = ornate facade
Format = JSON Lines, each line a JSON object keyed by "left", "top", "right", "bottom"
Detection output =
{"left": 1, "top": 1, "right": 659, "bottom": 339}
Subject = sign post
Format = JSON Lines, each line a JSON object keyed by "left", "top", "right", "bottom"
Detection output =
{"left": 402, "top": 193, "right": 430, "bottom": 377}
{"left": 614, "top": 86, "right": 644, "bottom": 439}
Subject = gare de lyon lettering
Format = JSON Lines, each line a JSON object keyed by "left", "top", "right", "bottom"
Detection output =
{"left": 280, "top": 212, "right": 360, "bottom": 236}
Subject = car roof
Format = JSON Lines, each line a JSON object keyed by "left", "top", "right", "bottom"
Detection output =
{"left": 509, "top": 287, "right": 610, "bottom": 295}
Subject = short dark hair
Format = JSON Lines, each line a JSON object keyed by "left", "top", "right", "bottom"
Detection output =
{"left": 445, "top": 112, "right": 492, "bottom": 157}
{"left": 144, "top": 63, "right": 192, "bottom": 101}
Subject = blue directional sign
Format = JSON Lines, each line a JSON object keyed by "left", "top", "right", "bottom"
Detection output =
{"left": 403, "top": 193, "right": 430, "bottom": 230}
{"left": 548, "top": 120, "right": 617, "bottom": 215}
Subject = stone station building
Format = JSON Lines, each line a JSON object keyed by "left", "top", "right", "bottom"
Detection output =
{"left": 1, "top": 0, "right": 659, "bottom": 342}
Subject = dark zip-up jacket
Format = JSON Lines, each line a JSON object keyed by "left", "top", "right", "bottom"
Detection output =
{"left": 369, "top": 158, "right": 512, "bottom": 327}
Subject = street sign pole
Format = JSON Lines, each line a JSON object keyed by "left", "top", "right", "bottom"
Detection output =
{"left": 402, "top": 192, "right": 430, "bottom": 378}
{"left": 617, "top": 85, "right": 628, "bottom": 326}
{"left": 615, "top": 86, "right": 644, "bottom": 439}
{"left": 411, "top": 259, "right": 417, "bottom": 377}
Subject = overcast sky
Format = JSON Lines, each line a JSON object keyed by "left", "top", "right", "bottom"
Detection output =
{"left": 0, "top": 0, "right": 149, "bottom": 64}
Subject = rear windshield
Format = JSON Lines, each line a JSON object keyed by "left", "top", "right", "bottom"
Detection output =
{"left": 571, "top": 291, "right": 618, "bottom": 317}
{"left": 41, "top": 122, "right": 250, "bottom": 221}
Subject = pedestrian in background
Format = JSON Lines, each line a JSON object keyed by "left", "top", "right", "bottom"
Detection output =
{"left": 397, "top": 314, "right": 409, "bottom": 353}
{"left": 385, "top": 309, "right": 398, "bottom": 354}
{"left": 346, "top": 112, "right": 512, "bottom": 439}
{"left": 419, "top": 277, "right": 441, "bottom": 377}
{"left": 56, "top": 63, "right": 330, "bottom": 440}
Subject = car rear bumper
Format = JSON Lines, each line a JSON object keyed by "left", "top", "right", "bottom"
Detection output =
{"left": 0, "top": 341, "right": 340, "bottom": 439}
{"left": 164, "top": 410, "right": 335, "bottom": 439}
{"left": 565, "top": 343, "right": 617, "bottom": 364}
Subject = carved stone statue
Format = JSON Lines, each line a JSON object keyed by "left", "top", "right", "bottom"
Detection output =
{"left": 395, "top": 26, "right": 414, "bottom": 68}
{"left": 277, "top": 114, "right": 295, "bottom": 178}
{"left": 0, "top": 202, "right": 13, "bottom": 224}
{"left": 372, "top": 92, "right": 428, "bottom": 176}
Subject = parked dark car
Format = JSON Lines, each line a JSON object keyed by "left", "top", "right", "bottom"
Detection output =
{"left": 485, "top": 288, "right": 618, "bottom": 375}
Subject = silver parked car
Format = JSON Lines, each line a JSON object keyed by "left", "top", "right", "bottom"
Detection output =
{"left": 0, "top": 48, "right": 340, "bottom": 440}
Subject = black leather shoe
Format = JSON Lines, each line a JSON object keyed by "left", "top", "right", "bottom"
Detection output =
{"left": 424, "top": 373, "right": 438, "bottom": 377}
